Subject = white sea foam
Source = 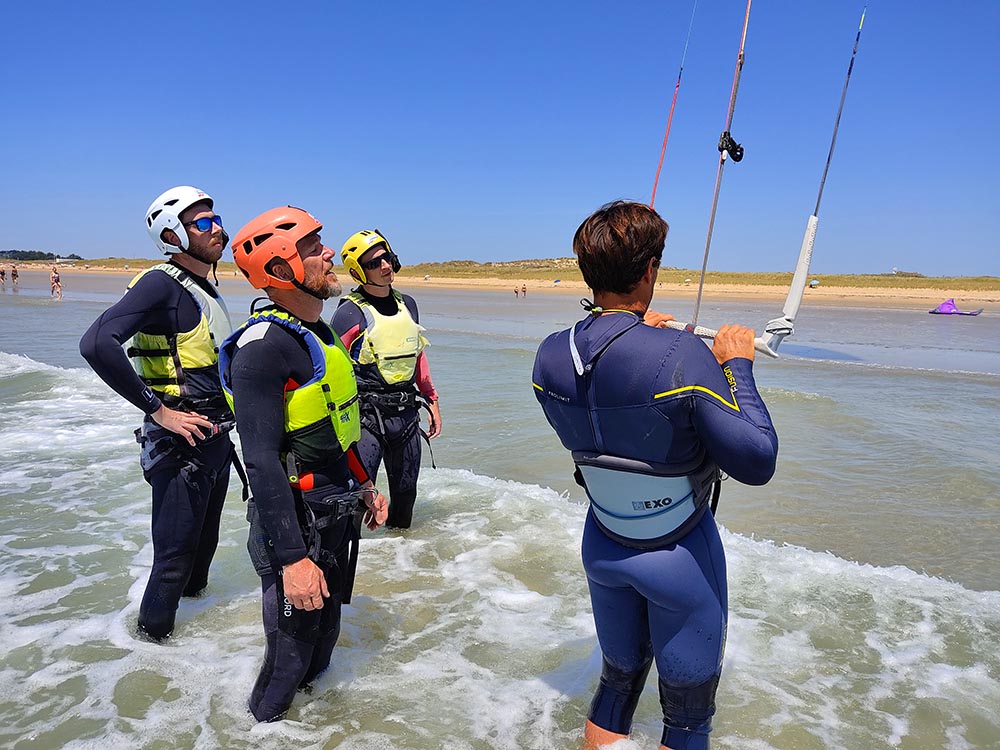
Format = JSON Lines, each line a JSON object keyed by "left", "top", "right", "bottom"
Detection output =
{"left": 1, "top": 459, "right": 998, "bottom": 749}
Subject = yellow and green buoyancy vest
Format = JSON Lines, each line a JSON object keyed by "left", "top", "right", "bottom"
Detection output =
{"left": 347, "top": 290, "right": 428, "bottom": 386}
{"left": 126, "top": 263, "right": 232, "bottom": 405}
{"left": 220, "top": 309, "right": 361, "bottom": 462}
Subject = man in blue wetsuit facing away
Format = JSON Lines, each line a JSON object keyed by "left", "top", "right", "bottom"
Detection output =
{"left": 220, "top": 207, "right": 388, "bottom": 722}
{"left": 532, "top": 201, "right": 778, "bottom": 750}
{"left": 80, "top": 186, "right": 237, "bottom": 641}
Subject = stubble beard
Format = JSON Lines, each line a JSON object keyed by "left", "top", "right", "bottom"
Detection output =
{"left": 185, "top": 235, "right": 224, "bottom": 266}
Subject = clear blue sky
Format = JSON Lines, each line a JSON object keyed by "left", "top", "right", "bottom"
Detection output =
{"left": 1, "top": 1, "right": 997, "bottom": 276}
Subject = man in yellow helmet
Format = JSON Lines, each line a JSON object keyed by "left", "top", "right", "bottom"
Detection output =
{"left": 220, "top": 207, "right": 387, "bottom": 722}
{"left": 333, "top": 229, "right": 441, "bottom": 529}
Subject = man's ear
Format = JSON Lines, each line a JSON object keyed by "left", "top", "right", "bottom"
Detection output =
{"left": 269, "top": 258, "right": 295, "bottom": 281}
{"left": 643, "top": 257, "right": 658, "bottom": 283}
{"left": 161, "top": 229, "right": 183, "bottom": 249}
{"left": 349, "top": 268, "right": 364, "bottom": 283}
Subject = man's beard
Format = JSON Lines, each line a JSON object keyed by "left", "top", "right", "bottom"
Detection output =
{"left": 184, "top": 239, "right": 223, "bottom": 265}
{"left": 303, "top": 273, "right": 342, "bottom": 300}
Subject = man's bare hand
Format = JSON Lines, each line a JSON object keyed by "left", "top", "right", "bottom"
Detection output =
{"left": 362, "top": 488, "right": 388, "bottom": 530}
{"left": 151, "top": 404, "right": 214, "bottom": 446}
{"left": 711, "top": 324, "right": 756, "bottom": 365}
{"left": 282, "top": 557, "right": 330, "bottom": 610}
{"left": 643, "top": 309, "right": 676, "bottom": 329}
{"left": 426, "top": 400, "right": 442, "bottom": 439}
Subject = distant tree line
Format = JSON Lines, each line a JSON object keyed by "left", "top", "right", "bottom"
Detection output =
{"left": 0, "top": 250, "right": 84, "bottom": 261}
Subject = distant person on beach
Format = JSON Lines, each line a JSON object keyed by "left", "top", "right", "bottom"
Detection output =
{"left": 220, "top": 207, "right": 387, "bottom": 722}
{"left": 50, "top": 267, "right": 62, "bottom": 299}
{"left": 79, "top": 186, "right": 237, "bottom": 642}
{"left": 333, "top": 229, "right": 441, "bottom": 529}
{"left": 10, "top": 265, "right": 17, "bottom": 287}
{"left": 532, "top": 201, "right": 778, "bottom": 750}
{"left": 0, "top": 267, "right": 5, "bottom": 287}
{"left": 521, "top": 283, "right": 527, "bottom": 298}
{"left": 514, "top": 286, "right": 519, "bottom": 298}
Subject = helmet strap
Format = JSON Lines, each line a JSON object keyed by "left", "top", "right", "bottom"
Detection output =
{"left": 292, "top": 278, "right": 330, "bottom": 301}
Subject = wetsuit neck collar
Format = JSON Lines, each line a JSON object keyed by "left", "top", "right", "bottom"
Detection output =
{"left": 580, "top": 298, "right": 643, "bottom": 318}
{"left": 569, "top": 309, "right": 643, "bottom": 377}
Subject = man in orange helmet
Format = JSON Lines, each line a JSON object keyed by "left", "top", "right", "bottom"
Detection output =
{"left": 220, "top": 206, "right": 387, "bottom": 722}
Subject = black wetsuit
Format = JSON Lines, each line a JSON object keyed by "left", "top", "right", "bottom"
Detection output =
{"left": 223, "top": 308, "right": 370, "bottom": 722}
{"left": 79, "top": 264, "right": 234, "bottom": 640}
{"left": 331, "top": 289, "right": 435, "bottom": 529}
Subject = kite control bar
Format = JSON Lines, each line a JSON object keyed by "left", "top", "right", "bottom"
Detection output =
{"left": 663, "top": 320, "right": 779, "bottom": 358}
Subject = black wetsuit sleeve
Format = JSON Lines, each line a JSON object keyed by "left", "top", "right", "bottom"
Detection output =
{"left": 687, "top": 350, "right": 778, "bottom": 486}
{"left": 228, "top": 331, "right": 310, "bottom": 566}
{"left": 330, "top": 298, "right": 366, "bottom": 337}
{"left": 402, "top": 294, "right": 419, "bottom": 323}
{"left": 79, "top": 270, "right": 201, "bottom": 414}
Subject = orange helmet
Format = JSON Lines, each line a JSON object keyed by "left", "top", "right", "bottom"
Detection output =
{"left": 231, "top": 207, "right": 323, "bottom": 290}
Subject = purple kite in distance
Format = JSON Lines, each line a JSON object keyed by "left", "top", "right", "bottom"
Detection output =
{"left": 929, "top": 298, "right": 983, "bottom": 316}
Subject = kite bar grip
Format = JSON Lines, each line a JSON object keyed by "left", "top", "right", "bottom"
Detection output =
{"left": 663, "top": 321, "right": 778, "bottom": 358}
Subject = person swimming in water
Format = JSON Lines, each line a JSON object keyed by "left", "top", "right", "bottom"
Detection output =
{"left": 532, "top": 201, "right": 778, "bottom": 750}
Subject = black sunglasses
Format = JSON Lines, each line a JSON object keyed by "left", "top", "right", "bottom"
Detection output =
{"left": 183, "top": 215, "right": 223, "bottom": 232}
{"left": 360, "top": 253, "right": 391, "bottom": 271}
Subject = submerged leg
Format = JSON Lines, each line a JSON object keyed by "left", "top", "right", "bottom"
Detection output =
{"left": 383, "top": 409, "right": 421, "bottom": 529}
{"left": 184, "top": 438, "right": 233, "bottom": 595}
{"left": 139, "top": 458, "right": 215, "bottom": 639}
{"left": 249, "top": 572, "right": 329, "bottom": 722}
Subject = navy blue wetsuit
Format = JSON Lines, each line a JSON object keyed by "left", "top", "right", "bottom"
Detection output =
{"left": 533, "top": 311, "right": 777, "bottom": 750}
{"left": 331, "top": 289, "right": 438, "bottom": 529}
{"left": 79, "top": 264, "right": 234, "bottom": 640}
{"left": 223, "top": 310, "right": 371, "bottom": 722}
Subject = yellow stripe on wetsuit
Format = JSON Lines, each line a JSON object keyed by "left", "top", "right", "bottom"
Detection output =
{"left": 534, "top": 381, "right": 739, "bottom": 412}
{"left": 653, "top": 384, "right": 740, "bottom": 412}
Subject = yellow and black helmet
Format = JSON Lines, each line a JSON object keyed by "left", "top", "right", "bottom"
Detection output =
{"left": 341, "top": 229, "right": 400, "bottom": 284}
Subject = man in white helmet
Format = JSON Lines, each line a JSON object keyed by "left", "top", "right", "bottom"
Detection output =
{"left": 80, "top": 186, "right": 239, "bottom": 641}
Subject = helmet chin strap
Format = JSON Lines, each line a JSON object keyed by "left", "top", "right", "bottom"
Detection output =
{"left": 351, "top": 269, "right": 390, "bottom": 288}
{"left": 292, "top": 278, "right": 335, "bottom": 301}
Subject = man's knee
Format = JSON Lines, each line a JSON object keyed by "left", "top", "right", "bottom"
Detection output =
{"left": 658, "top": 673, "right": 719, "bottom": 750}
{"left": 588, "top": 653, "right": 653, "bottom": 735}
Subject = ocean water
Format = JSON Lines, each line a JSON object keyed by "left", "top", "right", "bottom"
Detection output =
{"left": 1, "top": 272, "right": 998, "bottom": 749}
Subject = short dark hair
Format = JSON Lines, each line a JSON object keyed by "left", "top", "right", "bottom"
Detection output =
{"left": 573, "top": 201, "right": 667, "bottom": 295}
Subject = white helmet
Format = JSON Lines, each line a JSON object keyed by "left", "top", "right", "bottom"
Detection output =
{"left": 145, "top": 186, "right": 214, "bottom": 255}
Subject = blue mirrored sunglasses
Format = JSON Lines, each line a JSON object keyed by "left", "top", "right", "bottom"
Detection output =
{"left": 184, "top": 215, "right": 223, "bottom": 232}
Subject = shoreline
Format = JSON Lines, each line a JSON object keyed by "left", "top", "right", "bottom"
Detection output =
{"left": 8, "top": 264, "right": 998, "bottom": 310}
{"left": 393, "top": 275, "right": 1000, "bottom": 308}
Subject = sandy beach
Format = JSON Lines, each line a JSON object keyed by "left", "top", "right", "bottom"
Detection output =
{"left": 11, "top": 262, "right": 997, "bottom": 311}
{"left": 394, "top": 275, "right": 1000, "bottom": 309}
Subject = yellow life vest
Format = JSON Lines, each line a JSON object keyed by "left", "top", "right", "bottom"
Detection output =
{"left": 347, "top": 290, "right": 428, "bottom": 386}
{"left": 126, "top": 263, "right": 232, "bottom": 405}
{"left": 220, "top": 308, "right": 361, "bottom": 456}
